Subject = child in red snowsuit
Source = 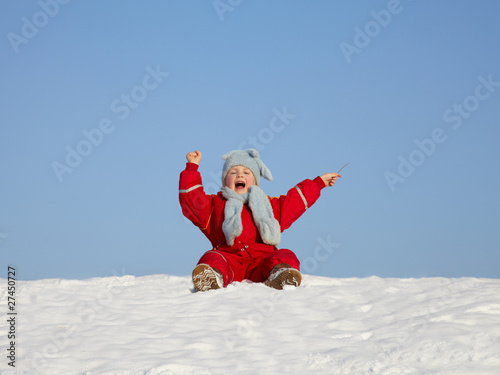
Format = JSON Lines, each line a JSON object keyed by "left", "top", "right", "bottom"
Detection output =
{"left": 179, "top": 149, "right": 341, "bottom": 291}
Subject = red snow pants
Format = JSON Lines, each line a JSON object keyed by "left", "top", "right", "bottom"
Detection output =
{"left": 197, "top": 243, "right": 300, "bottom": 287}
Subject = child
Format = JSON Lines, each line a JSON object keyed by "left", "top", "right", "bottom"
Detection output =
{"left": 179, "top": 149, "right": 341, "bottom": 291}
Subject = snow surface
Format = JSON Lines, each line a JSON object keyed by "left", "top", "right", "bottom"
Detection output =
{"left": 1, "top": 274, "right": 499, "bottom": 375}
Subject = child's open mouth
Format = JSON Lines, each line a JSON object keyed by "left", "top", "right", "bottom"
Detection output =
{"left": 235, "top": 181, "right": 246, "bottom": 191}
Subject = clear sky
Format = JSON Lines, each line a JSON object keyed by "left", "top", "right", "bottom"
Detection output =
{"left": 1, "top": 1, "right": 499, "bottom": 281}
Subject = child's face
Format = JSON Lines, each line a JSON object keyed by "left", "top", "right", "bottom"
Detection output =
{"left": 224, "top": 165, "right": 255, "bottom": 194}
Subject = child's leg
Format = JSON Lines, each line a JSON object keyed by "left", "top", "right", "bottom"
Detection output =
{"left": 196, "top": 250, "right": 245, "bottom": 287}
{"left": 246, "top": 248, "right": 300, "bottom": 283}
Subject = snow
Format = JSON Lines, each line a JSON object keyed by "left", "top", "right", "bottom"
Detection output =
{"left": 1, "top": 274, "right": 499, "bottom": 375}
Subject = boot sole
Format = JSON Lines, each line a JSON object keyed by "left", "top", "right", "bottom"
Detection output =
{"left": 192, "top": 264, "right": 222, "bottom": 292}
{"left": 265, "top": 268, "right": 302, "bottom": 290}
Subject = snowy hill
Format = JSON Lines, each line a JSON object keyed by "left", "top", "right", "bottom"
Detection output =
{"left": 1, "top": 274, "right": 499, "bottom": 375}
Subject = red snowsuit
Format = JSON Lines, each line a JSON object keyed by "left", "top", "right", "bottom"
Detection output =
{"left": 179, "top": 162, "right": 326, "bottom": 286}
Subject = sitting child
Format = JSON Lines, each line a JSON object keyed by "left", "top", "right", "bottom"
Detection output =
{"left": 179, "top": 149, "right": 341, "bottom": 291}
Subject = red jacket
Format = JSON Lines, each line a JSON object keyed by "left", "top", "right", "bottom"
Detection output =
{"left": 179, "top": 162, "right": 325, "bottom": 255}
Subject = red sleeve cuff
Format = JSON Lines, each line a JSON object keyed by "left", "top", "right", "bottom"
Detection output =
{"left": 185, "top": 162, "right": 199, "bottom": 171}
{"left": 313, "top": 176, "right": 326, "bottom": 190}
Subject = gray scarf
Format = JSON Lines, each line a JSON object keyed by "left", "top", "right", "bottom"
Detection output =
{"left": 221, "top": 185, "right": 281, "bottom": 246}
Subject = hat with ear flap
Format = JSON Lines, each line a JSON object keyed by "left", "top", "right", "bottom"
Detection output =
{"left": 221, "top": 149, "right": 273, "bottom": 186}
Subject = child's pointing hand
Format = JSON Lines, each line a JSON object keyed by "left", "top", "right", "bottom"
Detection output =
{"left": 320, "top": 173, "right": 341, "bottom": 187}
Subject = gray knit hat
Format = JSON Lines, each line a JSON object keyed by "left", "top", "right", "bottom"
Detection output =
{"left": 221, "top": 149, "right": 273, "bottom": 186}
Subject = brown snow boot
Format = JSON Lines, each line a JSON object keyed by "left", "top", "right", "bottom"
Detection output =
{"left": 192, "top": 264, "right": 223, "bottom": 292}
{"left": 265, "top": 263, "right": 302, "bottom": 290}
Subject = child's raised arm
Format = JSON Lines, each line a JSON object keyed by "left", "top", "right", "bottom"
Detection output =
{"left": 320, "top": 173, "right": 341, "bottom": 187}
{"left": 186, "top": 150, "right": 202, "bottom": 165}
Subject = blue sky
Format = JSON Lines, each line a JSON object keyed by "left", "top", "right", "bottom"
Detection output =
{"left": 1, "top": 1, "right": 499, "bottom": 281}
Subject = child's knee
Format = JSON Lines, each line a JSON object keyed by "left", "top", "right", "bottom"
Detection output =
{"left": 197, "top": 250, "right": 237, "bottom": 286}
{"left": 270, "top": 249, "right": 300, "bottom": 271}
